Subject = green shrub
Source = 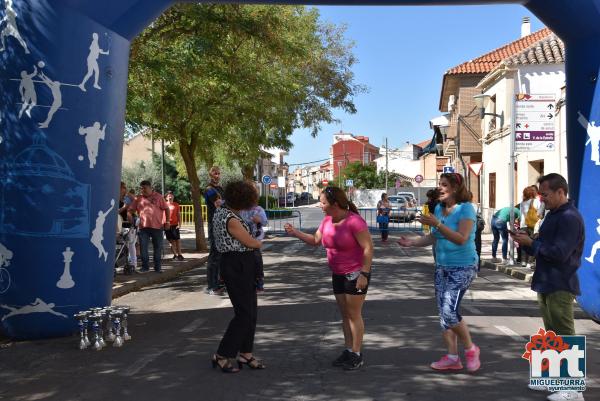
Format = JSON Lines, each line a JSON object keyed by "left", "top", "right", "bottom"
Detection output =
{"left": 258, "top": 195, "right": 277, "bottom": 209}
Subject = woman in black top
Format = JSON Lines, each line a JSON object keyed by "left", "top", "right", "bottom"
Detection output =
{"left": 211, "top": 180, "right": 263, "bottom": 373}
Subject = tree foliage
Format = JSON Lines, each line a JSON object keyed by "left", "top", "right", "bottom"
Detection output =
{"left": 340, "top": 162, "right": 413, "bottom": 189}
{"left": 126, "top": 4, "right": 363, "bottom": 250}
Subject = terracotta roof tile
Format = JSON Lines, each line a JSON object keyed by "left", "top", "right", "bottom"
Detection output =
{"left": 445, "top": 28, "right": 552, "bottom": 75}
{"left": 504, "top": 34, "right": 564, "bottom": 65}
{"left": 416, "top": 139, "right": 432, "bottom": 148}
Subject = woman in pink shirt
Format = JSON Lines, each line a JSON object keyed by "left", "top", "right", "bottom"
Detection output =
{"left": 285, "top": 186, "right": 373, "bottom": 370}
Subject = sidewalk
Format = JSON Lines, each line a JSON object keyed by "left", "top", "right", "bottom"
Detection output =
{"left": 479, "top": 232, "right": 534, "bottom": 282}
{"left": 112, "top": 227, "right": 208, "bottom": 298}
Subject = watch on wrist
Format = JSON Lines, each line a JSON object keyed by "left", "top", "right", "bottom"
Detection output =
{"left": 360, "top": 271, "right": 370, "bottom": 278}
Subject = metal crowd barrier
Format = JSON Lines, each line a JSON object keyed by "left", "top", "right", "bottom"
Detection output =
{"left": 358, "top": 208, "right": 423, "bottom": 233}
{"left": 180, "top": 204, "right": 207, "bottom": 227}
{"left": 265, "top": 209, "right": 302, "bottom": 234}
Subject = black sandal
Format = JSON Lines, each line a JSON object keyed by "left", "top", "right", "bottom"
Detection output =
{"left": 237, "top": 354, "right": 266, "bottom": 369}
{"left": 211, "top": 354, "right": 240, "bottom": 373}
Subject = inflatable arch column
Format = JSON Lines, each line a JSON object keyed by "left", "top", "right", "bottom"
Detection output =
{"left": 0, "top": 0, "right": 172, "bottom": 339}
{"left": 0, "top": 0, "right": 599, "bottom": 339}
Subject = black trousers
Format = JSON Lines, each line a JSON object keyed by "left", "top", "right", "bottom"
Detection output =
{"left": 217, "top": 251, "right": 258, "bottom": 358}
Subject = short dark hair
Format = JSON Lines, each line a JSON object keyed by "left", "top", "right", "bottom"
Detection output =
{"left": 224, "top": 180, "right": 258, "bottom": 210}
{"left": 538, "top": 173, "right": 569, "bottom": 196}
{"left": 140, "top": 180, "right": 152, "bottom": 187}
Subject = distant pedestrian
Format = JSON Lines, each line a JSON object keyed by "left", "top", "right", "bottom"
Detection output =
{"left": 398, "top": 173, "right": 481, "bottom": 373}
{"left": 519, "top": 185, "right": 544, "bottom": 269}
{"left": 211, "top": 180, "right": 263, "bottom": 373}
{"left": 285, "top": 186, "right": 373, "bottom": 370}
{"left": 165, "top": 191, "right": 184, "bottom": 261}
{"left": 511, "top": 173, "right": 585, "bottom": 401}
{"left": 376, "top": 193, "right": 391, "bottom": 242}
{"left": 490, "top": 206, "right": 521, "bottom": 264}
{"left": 204, "top": 166, "right": 225, "bottom": 295}
{"left": 128, "top": 180, "right": 170, "bottom": 273}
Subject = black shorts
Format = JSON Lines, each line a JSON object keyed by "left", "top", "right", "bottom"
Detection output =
{"left": 332, "top": 271, "right": 370, "bottom": 295}
{"left": 165, "top": 227, "right": 180, "bottom": 241}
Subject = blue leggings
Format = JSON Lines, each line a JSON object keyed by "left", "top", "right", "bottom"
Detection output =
{"left": 434, "top": 265, "right": 477, "bottom": 330}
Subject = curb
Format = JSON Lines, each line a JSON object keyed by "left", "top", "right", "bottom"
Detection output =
{"left": 111, "top": 255, "right": 208, "bottom": 298}
{"left": 481, "top": 260, "right": 534, "bottom": 282}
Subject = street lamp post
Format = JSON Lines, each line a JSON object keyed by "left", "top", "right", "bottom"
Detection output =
{"left": 337, "top": 161, "right": 342, "bottom": 187}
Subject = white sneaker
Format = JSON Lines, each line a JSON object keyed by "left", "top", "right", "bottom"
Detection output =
{"left": 503, "top": 259, "right": 510, "bottom": 265}
{"left": 547, "top": 391, "right": 585, "bottom": 401}
{"left": 528, "top": 384, "right": 548, "bottom": 391}
{"left": 526, "top": 263, "right": 533, "bottom": 269}
{"left": 521, "top": 261, "right": 527, "bottom": 267}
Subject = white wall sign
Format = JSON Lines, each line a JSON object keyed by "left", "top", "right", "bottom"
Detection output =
{"left": 515, "top": 93, "right": 556, "bottom": 152}
{"left": 277, "top": 176, "right": 285, "bottom": 188}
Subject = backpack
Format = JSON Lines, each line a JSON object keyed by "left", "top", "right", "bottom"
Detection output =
{"left": 525, "top": 199, "right": 539, "bottom": 229}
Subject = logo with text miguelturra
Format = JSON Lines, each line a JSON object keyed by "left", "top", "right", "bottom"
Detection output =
{"left": 522, "top": 328, "right": 586, "bottom": 392}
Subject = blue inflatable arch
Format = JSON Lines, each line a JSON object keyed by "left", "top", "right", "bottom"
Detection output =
{"left": 0, "top": 0, "right": 598, "bottom": 339}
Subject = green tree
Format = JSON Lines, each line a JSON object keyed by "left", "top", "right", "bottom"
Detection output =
{"left": 127, "top": 4, "right": 363, "bottom": 250}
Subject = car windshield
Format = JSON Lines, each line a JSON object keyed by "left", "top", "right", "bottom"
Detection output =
{"left": 388, "top": 196, "right": 406, "bottom": 205}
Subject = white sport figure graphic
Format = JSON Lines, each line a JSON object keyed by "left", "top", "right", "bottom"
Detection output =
{"left": 1, "top": 298, "right": 68, "bottom": 321}
{"left": 578, "top": 111, "right": 600, "bottom": 166}
{"left": 0, "top": 241, "right": 13, "bottom": 267}
{"left": 0, "top": 0, "right": 29, "bottom": 54}
{"left": 78, "top": 122, "right": 106, "bottom": 168}
{"left": 585, "top": 219, "right": 600, "bottom": 264}
{"left": 56, "top": 247, "right": 75, "bottom": 289}
{"left": 79, "top": 33, "right": 109, "bottom": 92}
{"left": 18, "top": 66, "right": 37, "bottom": 118}
{"left": 90, "top": 199, "right": 115, "bottom": 261}
{"left": 37, "top": 67, "right": 63, "bottom": 129}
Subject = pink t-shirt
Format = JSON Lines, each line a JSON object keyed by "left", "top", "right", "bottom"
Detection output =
{"left": 318, "top": 212, "right": 368, "bottom": 275}
{"left": 129, "top": 192, "right": 168, "bottom": 229}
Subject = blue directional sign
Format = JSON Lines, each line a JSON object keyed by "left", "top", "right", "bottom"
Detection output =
{"left": 345, "top": 179, "right": 354, "bottom": 187}
{"left": 261, "top": 175, "right": 272, "bottom": 185}
{"left": 443, "top": 166, "right": 455, "bottom": 174}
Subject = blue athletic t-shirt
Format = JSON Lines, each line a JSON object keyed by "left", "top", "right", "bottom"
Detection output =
{"left": 433, "top": 202, "right": 478, "bottom": 267}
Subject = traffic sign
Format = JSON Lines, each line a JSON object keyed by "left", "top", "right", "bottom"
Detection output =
{"left": 345, "top": 179, "right": 354, "bottom": 187}
{"left": 261, "top": 175, "right": 272, "bottom": 185}
{"left": 269, "top": 183, "right": 277, "bottom": 189}
{"left": 443, "top": 166, "right": 455, "bottom": 174}
{"left": 515, "top": 93, "right": 556, "bottom": 152}
{"left": 322, "top": 179, "right": 329, "bottom": 186}
{"left": 395, "top": 179, "right": 401, "bottom": 189}
{"left": 414, "top": 174, "right": 423, "bottom": 184}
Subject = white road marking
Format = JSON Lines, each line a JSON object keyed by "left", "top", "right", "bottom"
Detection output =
{"left": 180, "top": 318, "right": 206, "bottom": 333}
{"left": 123, "top": 349, "right": 168, "bottom": 377}
{"left": 495, "top": 325, "right": 526, "bottom": 342}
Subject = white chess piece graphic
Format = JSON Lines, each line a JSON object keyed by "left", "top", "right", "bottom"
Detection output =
{"left": 0, "top": 241, "right": 13, "bottom": 267}
{"left": 578, "top": 111, "right": 600, "bottom": 166}
{"left": 90, "top": 199, "right": 115, "bottom": 261}
{"left": 56, "top": 247, "right": 75, "bottom": 289}
{"left": 0, "top": 298, "right": 68, "bottom": 321}
{"left": 37, "top": 68, "right": 63, "bottom": 129}
{"left": 585, "top": 219, "right": 600, "bottom": 264}
{"left": 79, "top": 33, "right": 109, "bottom": 92}
{"left": 78, "top": 122, "right": 106, "bottom": 168}
{"left": 18, "top": 66, "right": 37, "bottom": 119}
{"left": 0, "top": 0, "right": 29, "bottom": 54}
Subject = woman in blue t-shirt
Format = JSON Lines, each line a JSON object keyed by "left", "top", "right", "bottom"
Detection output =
{"left": 398, "top": 173, "right": 481, "bottom": 373}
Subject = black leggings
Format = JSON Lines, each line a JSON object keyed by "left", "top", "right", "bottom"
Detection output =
{"left": 217, "top": 251, "right": 258, "bottom": 358}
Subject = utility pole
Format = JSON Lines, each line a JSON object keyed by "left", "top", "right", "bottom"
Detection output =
{"left": 160, "top": 139, "right": 165, "bottom": 194}
{"left": 508, "top": 82, "right": 517, "bottom": 265}
{"left": 385, "top": 137, "right": 389, "bottom": 192}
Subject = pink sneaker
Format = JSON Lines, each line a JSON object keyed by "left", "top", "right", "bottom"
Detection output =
{"left": 465, "top": 345, "right": 481, "bottom": 372}
{"left": 430, "top": 355, "right": 463, "bottom": 370}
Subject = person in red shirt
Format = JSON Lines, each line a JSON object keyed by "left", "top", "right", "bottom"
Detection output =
{"left": 165, "top": 191, "right": 184, "bottom": 261}
{"left": 128, "top": 180, "right": 170, "bottom": 273}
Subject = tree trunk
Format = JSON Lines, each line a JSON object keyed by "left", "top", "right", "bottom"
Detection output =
{"left": 241, "top": 164, "right": 254, "bottom": 180}
{"left": 179, "top": 140, "right": 207, "bottom": 252}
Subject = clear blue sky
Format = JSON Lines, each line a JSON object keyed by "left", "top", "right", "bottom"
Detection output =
{"left": 286, "top": 4, "right": 543, "bottom": 170}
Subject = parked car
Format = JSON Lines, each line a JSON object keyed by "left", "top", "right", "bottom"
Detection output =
{"left": 299, "top": 192, "right": 312, "bottom": 202}
{"left": 388, "top": 195, "right": 417, "bottom": 222}
{"left": 396, "top": 192, "right": 417, "bottom": 207}
{"left": 278, "top": 192, "right": 298, "bottom": 207}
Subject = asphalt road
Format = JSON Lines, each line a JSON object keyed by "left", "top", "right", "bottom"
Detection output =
{"left": 1, "top": 210, "right": 598, "bottom": 401}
